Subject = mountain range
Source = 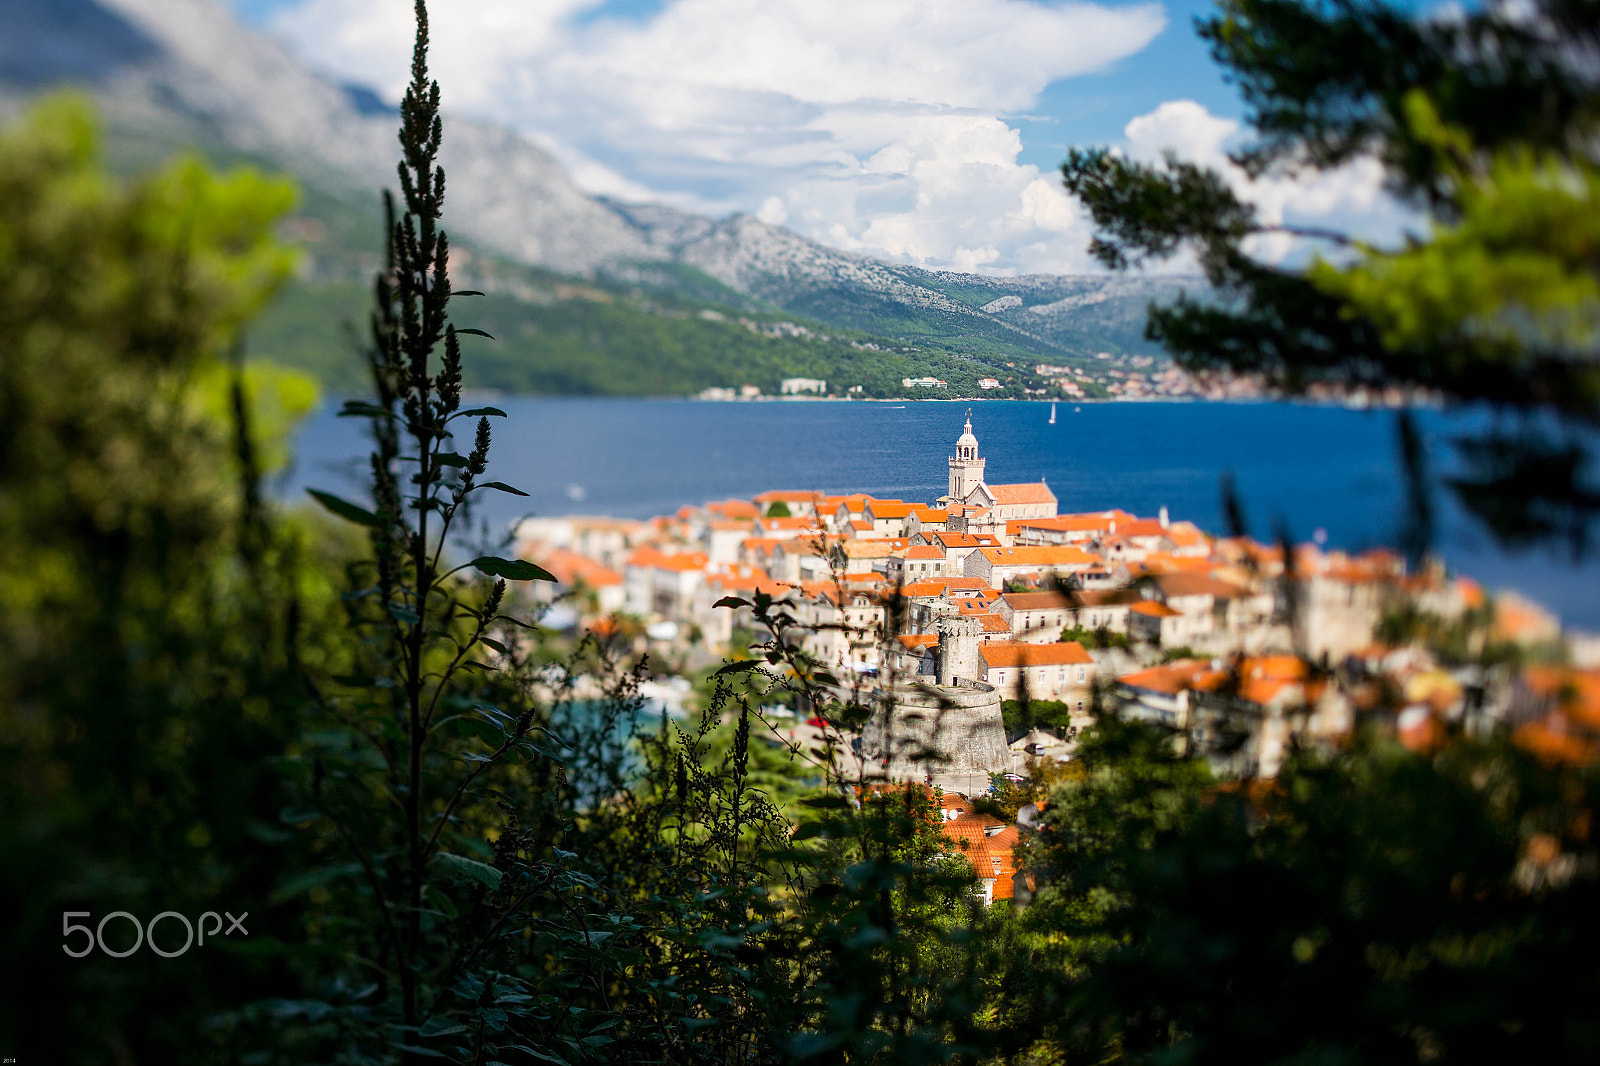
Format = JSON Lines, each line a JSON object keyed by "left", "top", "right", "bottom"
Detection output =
{"left": 0, "top": 0, "right": 1200, "bottom": 396}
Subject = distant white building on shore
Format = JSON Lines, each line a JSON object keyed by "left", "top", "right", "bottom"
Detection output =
{"left": 781, "top": 377, "right": 827, "bottom": 395}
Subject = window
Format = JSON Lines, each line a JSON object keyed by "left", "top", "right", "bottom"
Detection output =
{"left": 1077, "top": 667, "right": 1086, "bottom": 683}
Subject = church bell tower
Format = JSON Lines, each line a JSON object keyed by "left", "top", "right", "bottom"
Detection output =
{"left": 947, "top": 412, "right": 986, "bottom": 502}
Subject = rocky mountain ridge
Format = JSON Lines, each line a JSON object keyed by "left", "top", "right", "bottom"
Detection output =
{"left": 1, "top": 0, "right": 1199, "bottom": 370}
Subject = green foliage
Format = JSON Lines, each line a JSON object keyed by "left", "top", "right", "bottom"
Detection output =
{"left": 0, "top": 93, "right": 321, "bottom": 1061}
{"left": 765, "top": 500, "right": 793, "bottom": 518}
{"left": 1002, "top": 699, "right": 1076, "bottom": 734}
{"left": 1311, "top": 92, "right": 1600, "bottom": 394}
{"left": 249, "top": 276, "right": 1034, "bottom": 398}
{"left": 1059, "top": 624, "right": 1129, "bottom": 650}
{"left": 1060, "top": 0, "right": 1600, "bottom": 553}
{"left": 1049, "top": 724, "right": 1600, "bottom": 1063}
{"left": 11, "top": 8, "right": 1600, "bottom": 1065}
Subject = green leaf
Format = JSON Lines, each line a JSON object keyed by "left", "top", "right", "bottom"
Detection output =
{"left": 434, "top": 852, "right": 503, "bottom": 890}
{"left": 307, "top": 488, "right": 380, "bottom": 527}
{"left": 452, "top": 289, "right": 485, "bottom": 297}
{"left": 456, "top": 406, "right": 507, "bottom": 418}
{"left": 435, "top": 452, "right": 468, "bottom": 468}
{"left": 418, "top": 1018, "right": 471, "bottom": 1038}
{"left": 454, "top": 327, "right": 494, "bottom": 339}
{"left": 713, "top": 596, "right": 750, "bottom": 609}
{"left": 387, "top": 602, "right": 422, "bottom": 625}
{"left": 714, "top": 659, "right": 763, "bottom": 676}
{"left": 480, "top": 637, "right": 509, "bottom": 655}
{"left": 471, "top": 556, "right": 557, "bottom": 582}
{"left": 475, "top": 481, "right": 530, "bottom": 497}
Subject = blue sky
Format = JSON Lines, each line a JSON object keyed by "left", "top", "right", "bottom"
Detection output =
{"left": 225, "top": 0, "right": 1396, "bottom": 275}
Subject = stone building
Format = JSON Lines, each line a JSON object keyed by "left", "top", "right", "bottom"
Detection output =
{"left": 938, "top": 415, "right": 1057, "bottom": 527}
{"left": 861, "top": 615, "right": 1009, "bottom": 786}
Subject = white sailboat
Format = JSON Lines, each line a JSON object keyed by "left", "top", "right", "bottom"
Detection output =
{"left": 1048, "top": 401, "right": 1057, "bottom": 425}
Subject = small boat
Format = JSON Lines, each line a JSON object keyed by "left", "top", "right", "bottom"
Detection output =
{"left": 1048, "top": 401, "right": 1057, "bottom": 425}
{"left": 1074, "top": 406, "right": 1081, "bottom": 413}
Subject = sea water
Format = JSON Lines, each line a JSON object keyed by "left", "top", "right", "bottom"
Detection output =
{"left": 282, "top": 398, "right": 1600, "bottom": 629}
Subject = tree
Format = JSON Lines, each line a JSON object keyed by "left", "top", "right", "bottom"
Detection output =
{"left": 0, "top": 93, "right": 320, "bottom": 1061}
{"left": 766, "top": 500, "right": 793, "bottom": 518}
{"left": 1061, "top": 0, "right": 1600, "bottom": 553}
{"left": 1021, "top": 724, "right": 1600, "bottom": 1064}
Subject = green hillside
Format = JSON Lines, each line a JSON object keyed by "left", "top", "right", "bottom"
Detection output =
{"left": 88, "top": 96, "right": 1166, "bottom": 398}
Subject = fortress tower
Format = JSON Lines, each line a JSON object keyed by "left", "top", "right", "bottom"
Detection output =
{"left": 936, "top": 615, "right": 982, "bottom": 686}
{"left": 947, "top": 413, "right": 986, "bottom": 502}
{"left": 862, "top": 614, "right": 1008, "bottom": 786}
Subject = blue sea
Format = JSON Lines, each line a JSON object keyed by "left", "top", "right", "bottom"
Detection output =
{"left": 281, "top": 398, "right": 1600, "bottom": 630}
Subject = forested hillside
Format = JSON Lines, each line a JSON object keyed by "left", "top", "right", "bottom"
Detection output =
{"left": 0, "top": 0, "right": 1194, "bottom": 398}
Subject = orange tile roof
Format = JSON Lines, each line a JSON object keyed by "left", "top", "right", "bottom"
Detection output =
{"left": 1008, "top": 514, "right": 1116, "bottom": 534}
{"left": 1140, "top": 551, "right": 1213, "bottom": 573}
{"left": 627, "top": 545, "right": 669, "bottom": 568}
{"left": 1151, "top": 572, "right": 1250, "bottom": 599}
{"left": 707, "top": 499, "right": 761, "bottom": 519}
{"left": 1522, "top": 667, "right": 1600, "bottom": 730}
{"left": 653, "top": 552, "right": 709, "bottom": 573}
{"left": 987, "top": 482, "right": 1058, "bottom": 506}
{"left": 898, "top": 634, "right": 940, "bottom": 651}
{"left": 976, "top": 546, "right": 1100, "bottom": 567}
{"left": 535, "top": 547, "right": 623, "bottom": 588}
{"left": 1129, "top": 600, "right": 1180, "bottom": 617}
{"left": 1118, "top": 660, "right": 1212, "bottom": 694}
{"left": 927, "top": 532, "right": 985, "bottom": 548}
{"left": 1514, "top": 717, "right": 1598, "bottom": 766}
{"left": 912, "top": 507, "right": 949, "bottom": 522}
{"left": 1118, "top": 518, "right": 1171, "bottom": 538}
{"left": 904, "top": 545, "right": 944, "bottom": 560}
{"left": 898, "top": 577, "right": 988, "bottom": 598}
{"left": 866, "top": 501, "right": 917, "bottom": 519}
{"left": 761, "top": 516, "right": 825, "bottom": 531}
{"left": 981, "top": 641, "right": 1094, "bottom": 669}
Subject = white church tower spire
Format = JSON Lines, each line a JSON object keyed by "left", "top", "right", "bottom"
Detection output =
{"left": 948, "top": 411, "right": 986, "bottom": 502}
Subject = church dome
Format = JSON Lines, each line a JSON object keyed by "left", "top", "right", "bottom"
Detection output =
{"left": 957, "top": 416, "right": 978, "bottom": 450}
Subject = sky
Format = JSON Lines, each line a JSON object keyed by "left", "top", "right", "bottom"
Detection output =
{"left": 225, "top": 0, "right": 1410, "bottom": 276}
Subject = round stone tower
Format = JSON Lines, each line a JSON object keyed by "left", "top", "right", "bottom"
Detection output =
{"left": 936, "top": 615, "right": 982, "bottom": 686}
{"left": 861, "top": 613, "right": 1008, "bottom": 785}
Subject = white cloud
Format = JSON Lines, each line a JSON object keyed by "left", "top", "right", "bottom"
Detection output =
{"left": 1121, "top": 99, "right": 1413, "bottom": 266}
{"left": 269, "top": 0, "right": 1165, "bottom": 274}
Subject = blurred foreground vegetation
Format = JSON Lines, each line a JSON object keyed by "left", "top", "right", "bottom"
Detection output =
{"left": 3, "top": 0, "right": 1600, "bottom": 1062}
